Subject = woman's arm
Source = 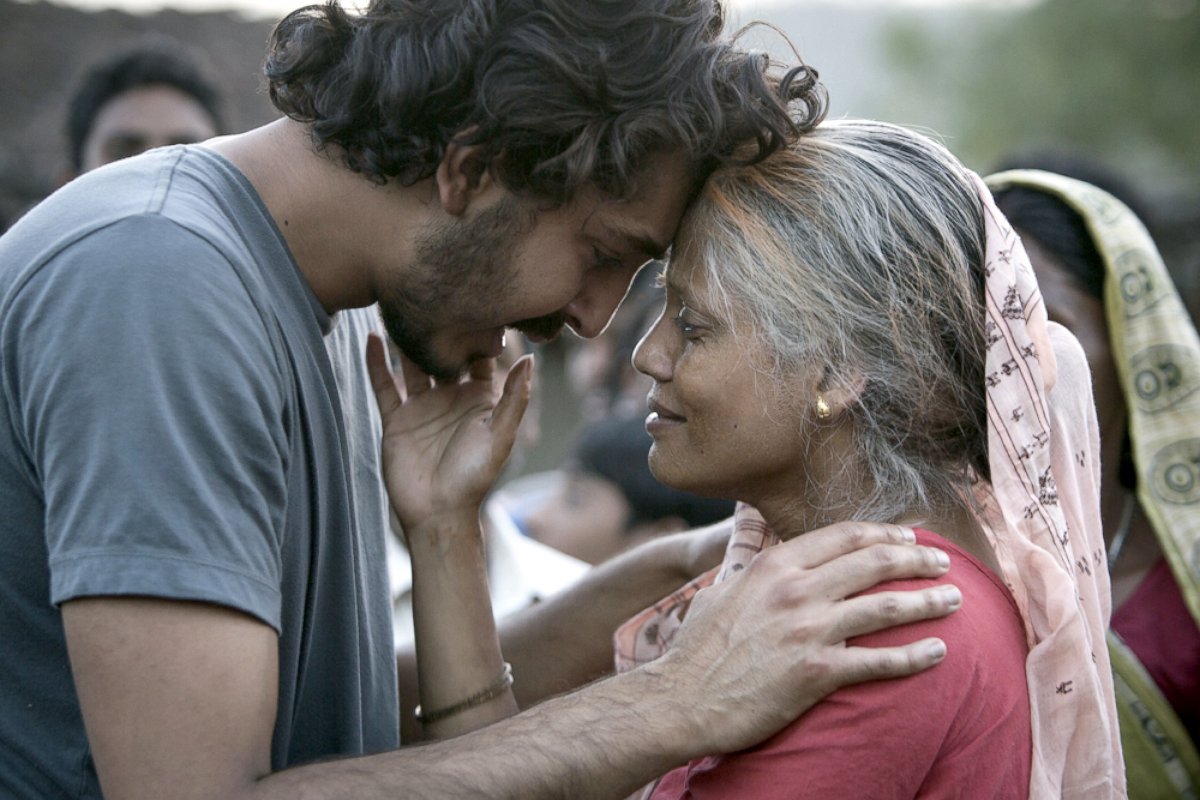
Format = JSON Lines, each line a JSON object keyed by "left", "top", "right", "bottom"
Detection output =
{"left": 368, "top": 335, "right": 527, "bottom": 738}
{"left": 396, "top": 513, "right": 730, "bottom": 739}
{"left": 500, "top": 519, "right": 731, "bottom": 707}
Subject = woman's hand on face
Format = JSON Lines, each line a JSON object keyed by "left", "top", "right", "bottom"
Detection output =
{"left": 365, "top": 333, "right": 533, "bottom": 536}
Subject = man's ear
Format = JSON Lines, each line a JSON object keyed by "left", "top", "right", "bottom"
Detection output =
{"left": 435, "top": 140, "right": 495, "bottom": 216}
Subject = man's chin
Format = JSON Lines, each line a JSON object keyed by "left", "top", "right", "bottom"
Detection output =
{"left": 414, "top": 353, "right": 468, "bottom": 384}
{"left": 377, "top": 316, "right": 466, "bottom": 382}
{"left": 389, "top": 338, "right": 467, "bottom": 384}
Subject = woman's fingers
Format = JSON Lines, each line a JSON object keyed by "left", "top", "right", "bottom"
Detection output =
{"left": 397, "top": 349, "right": 433, "bottom": 397}
{"left": 487, "top": 354, "right": 533, "bottom": 461}
{"left": 467, "top": 355, "right": 495, "bottom": 385}
{"left": 365, "top": 333, "right": 403, "bottom": 420}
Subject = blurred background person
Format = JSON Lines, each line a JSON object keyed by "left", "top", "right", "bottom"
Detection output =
{"left": 524, "top": 413, "right": 735, "bottom": 566}
{"left": 991, "top": 158, "right": 1200, "bottom": 798}
{"left": 63, "top": 36, "right": 225, "bottom": 179}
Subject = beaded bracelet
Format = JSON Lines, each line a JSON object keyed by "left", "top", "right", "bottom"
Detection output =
{"left": 414, "top": 662, "right": 514, "bottom": 725}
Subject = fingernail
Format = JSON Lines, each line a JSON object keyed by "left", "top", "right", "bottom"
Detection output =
{"left": 899, "top": 527, "right": 916, "bottom": 543}
{"left": 940, "top": 585, "right": 962, "bottom": 609}
{"left": 927, "top": 640, "right": 947, "bottom": 661}
{"left": 934, "top": 549, "right": 950, "bottom": 569}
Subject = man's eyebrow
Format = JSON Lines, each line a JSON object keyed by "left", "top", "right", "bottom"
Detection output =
{"left": 601, "top": 221, "right": 671, "bottom": 261}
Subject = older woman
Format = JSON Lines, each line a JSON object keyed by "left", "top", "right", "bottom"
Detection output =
{"left": 614, "top": 120, "right": 1124, "bottom": 798}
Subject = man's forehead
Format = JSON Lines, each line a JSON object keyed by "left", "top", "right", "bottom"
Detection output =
{"left": 594, "top": 161, "right": 695, "bottom": 253}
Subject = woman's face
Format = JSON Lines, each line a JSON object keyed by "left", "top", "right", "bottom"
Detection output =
{"left": 631, "top": 258, "right": 815, "bottom": 504}
{"left": 1023, "top": 236, "right": 1127, "bottom": 442}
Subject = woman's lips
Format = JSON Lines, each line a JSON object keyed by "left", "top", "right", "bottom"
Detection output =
{"left": 646, "top": 398, "right": 685, "bottom": 433}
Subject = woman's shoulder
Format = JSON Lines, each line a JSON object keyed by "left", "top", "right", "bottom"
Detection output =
{"left": 648, "top": 528, "right": 1034, "bottom": 800}
{"left": 849, "top": 528, "right": 1025, "bottom": 654}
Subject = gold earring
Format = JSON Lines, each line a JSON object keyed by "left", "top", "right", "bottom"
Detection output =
{"left": 815, "top": 396, "right": 832, "bottom": 420}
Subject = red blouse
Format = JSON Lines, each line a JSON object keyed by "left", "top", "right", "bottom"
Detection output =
{"left": 1111, "top": 558, "right": 1200, "bottom": 744}
{"left": 650, "top": 530, "right": 1032, "bottom": 800}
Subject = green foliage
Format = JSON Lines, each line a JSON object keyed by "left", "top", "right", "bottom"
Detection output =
{"left": 882, "top": 0, "right": 1200, "bottom": 189}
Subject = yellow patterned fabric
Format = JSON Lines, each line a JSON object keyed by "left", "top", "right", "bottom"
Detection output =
{"left": 987, "top": 169, "right": 1200, "bottom": 799}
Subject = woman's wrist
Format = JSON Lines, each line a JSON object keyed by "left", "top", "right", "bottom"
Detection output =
{"left": 416, "top": 661, "right": 514, "bottom": 726}
{"left": 402, "top": 508, "right": 485, "bottom": 553}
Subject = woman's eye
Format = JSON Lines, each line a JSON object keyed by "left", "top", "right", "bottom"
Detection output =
{"left": 672, "top": 308, "right": 703, "bottom": 338}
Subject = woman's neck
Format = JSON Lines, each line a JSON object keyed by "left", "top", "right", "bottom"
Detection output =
{"left": 758, "top": 495, "right": 1003, "bottom": 579}
{"left": 903, "top": 505, "right": 1002, "bottom": 577}
{"left": 750, "top": 425, "right": 1003, "bottom": 576}
{"left": 1096, "top": 430, "right": 1163, "bottom": 606}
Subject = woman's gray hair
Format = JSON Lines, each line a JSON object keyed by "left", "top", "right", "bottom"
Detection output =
{"left": 676, "top": 119, "right": 988, "bottom": 523}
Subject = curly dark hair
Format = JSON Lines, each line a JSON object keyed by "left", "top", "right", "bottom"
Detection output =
{"left": 265, "top": 0, "right": 824, "bottom": 203}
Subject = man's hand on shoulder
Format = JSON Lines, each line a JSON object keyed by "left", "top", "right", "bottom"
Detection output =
{"left": 648, "top": 521, "right": 961, "bottom": 755}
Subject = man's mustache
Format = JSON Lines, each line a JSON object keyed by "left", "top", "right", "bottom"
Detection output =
{"left": 513, "top": 311, "right": 567, "bottom": 341}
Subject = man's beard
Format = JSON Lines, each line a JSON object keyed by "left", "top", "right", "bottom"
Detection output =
{"left": 377, "top": 197, "right": 564, "bottom": 382}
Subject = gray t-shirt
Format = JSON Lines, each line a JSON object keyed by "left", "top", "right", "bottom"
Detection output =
{"left": 0, "top": 147, "right": 398, "bottom": 798}
{"left": 325, "top": 304, "right": 392, "bottom": 564}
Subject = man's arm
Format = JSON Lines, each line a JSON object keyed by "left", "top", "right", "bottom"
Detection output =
{"left": 66, "top": 523, "right": 956, "bottom": 800}
{"left": 61, "top": 593, "right": 719, "bottom": 800}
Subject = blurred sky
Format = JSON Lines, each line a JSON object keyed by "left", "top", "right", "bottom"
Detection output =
{"left": 21, "top": 0, "right": 1036, "bottom": 22}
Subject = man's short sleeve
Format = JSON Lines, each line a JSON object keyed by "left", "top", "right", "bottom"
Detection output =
{"left": 11, "top": 215, "right": 290, "bottom": 629}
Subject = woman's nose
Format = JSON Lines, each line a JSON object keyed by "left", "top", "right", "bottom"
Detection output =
{"left": 632, "top": 313, "right": 672, "bottom": 382}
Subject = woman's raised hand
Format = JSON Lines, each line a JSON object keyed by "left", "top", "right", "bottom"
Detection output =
{"left": 365, "top": 333, "right": 533, "bottom": 535}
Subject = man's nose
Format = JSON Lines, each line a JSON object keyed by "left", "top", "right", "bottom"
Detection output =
{"left": 565, "top": 267, "right": 638, "bottom": 339}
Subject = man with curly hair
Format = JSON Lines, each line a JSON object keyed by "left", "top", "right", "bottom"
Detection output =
{"left": 0, "top": 1, "right": 960, "bottom": 797}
